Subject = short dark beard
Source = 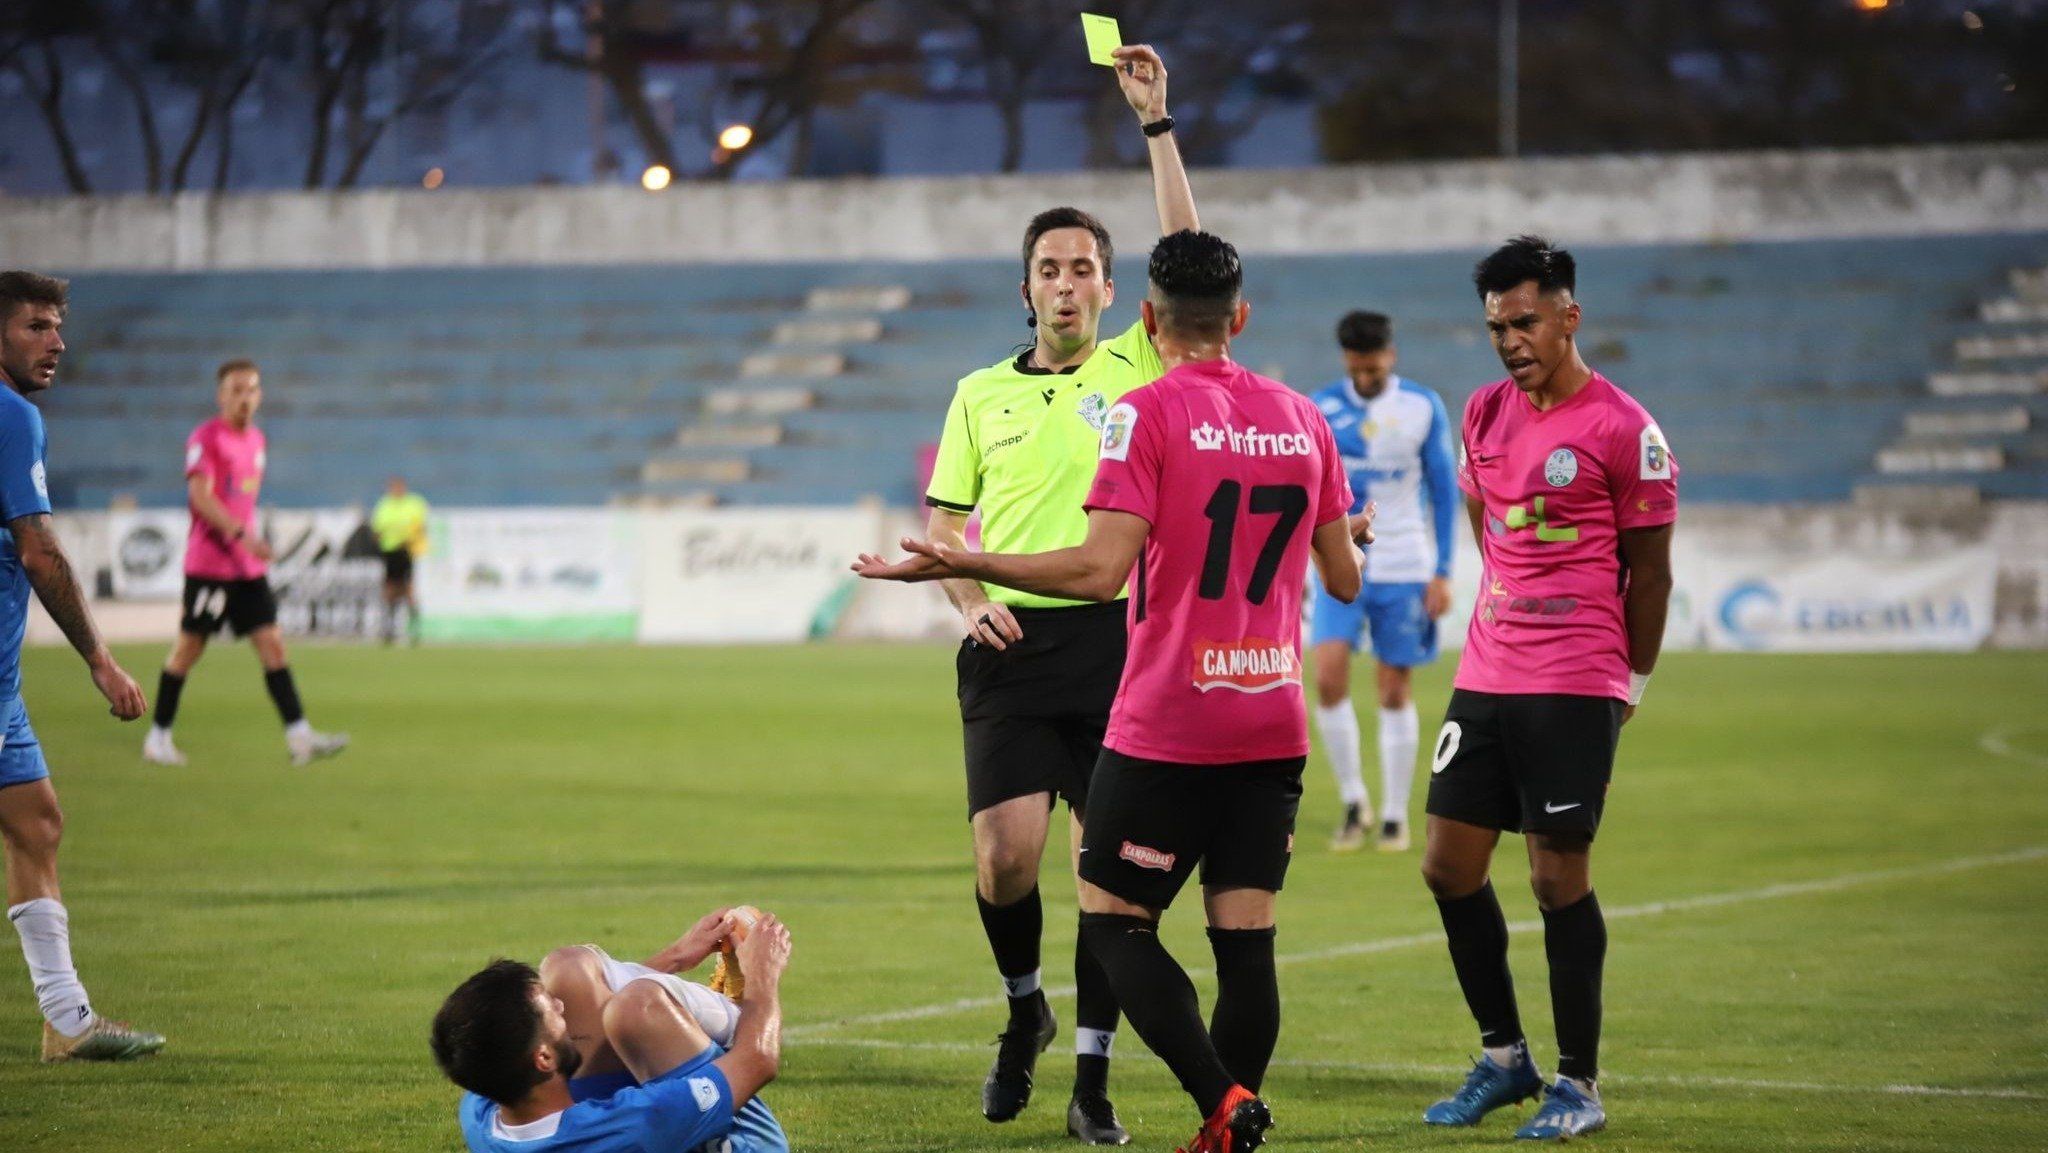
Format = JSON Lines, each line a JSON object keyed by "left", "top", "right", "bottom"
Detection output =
{"left": 551, "top": 1036, "right": 583, "bottom": 1081}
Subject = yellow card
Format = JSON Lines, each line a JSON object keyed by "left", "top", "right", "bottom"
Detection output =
{"left": 1081, "top": 13, "right": 1122, "bottom": 67}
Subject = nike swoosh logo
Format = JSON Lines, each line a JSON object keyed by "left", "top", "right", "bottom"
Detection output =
{"left": 1544, "top": 801, "right": 1583, "bottom": 814}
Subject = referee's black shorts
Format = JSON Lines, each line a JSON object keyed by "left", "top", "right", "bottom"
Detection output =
{"left": 380, "top": 548, "right": 414, "bottom": 584}
{"left": 957, "top": 599, "right": 1126, "bottom": 818}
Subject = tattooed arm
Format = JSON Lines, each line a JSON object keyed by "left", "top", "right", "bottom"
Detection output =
{"left": 10, "top": 514, "right": 145, "bottom": 719}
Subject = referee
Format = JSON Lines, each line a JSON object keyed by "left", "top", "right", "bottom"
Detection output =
{"left": 920, "top": 44, "right": 1195, "bottom": 1147}
{"left": 370, "top": 475, "right": 429, "bottom": 645}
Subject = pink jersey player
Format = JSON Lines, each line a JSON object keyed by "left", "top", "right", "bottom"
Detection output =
{"left": 1084, "top": 359, "right": 1354, "bottom": 763}
{"left": 183, "top": 416, "right": 268, "bottom": 581}
{"left": 853, "top": 229, "right": 1370, "bottom": 1153}
{"left": 1454, "top": 372, "right": 1678, "bottom": 701}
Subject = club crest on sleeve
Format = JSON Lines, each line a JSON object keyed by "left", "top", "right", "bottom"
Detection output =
{"left": 1544, "top": 448, "right": 1578, "bottom": 487}
{"left": 687, "top": 1076, "right": 720, "bottom": 1113}
{"left": 30, "top": 461, "right": 46, "bottom": 500}
{"left": 186, "top": 443, "right": 203, "bottom": 469}
{"left": 1640, "top": 423, "right": 1672, "bottom": 480}
{"left": 1099, "top": 402, "right": 1137, "bottom": 461}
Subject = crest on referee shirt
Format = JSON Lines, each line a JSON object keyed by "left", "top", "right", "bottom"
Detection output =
{"left": 1544, "top": 448, "right": 1578, "bottom": 487}
{"left": 1077, "top": 392, "right": 1108, "bottom": 431}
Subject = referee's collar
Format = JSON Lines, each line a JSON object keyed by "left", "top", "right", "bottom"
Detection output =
{"left": 1013, "top": 349, "right": 1085, "bottom": 377}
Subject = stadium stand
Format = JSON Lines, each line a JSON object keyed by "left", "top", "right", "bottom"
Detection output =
{"left": 44, "top": 231, "right": 2048, "bottom": 509}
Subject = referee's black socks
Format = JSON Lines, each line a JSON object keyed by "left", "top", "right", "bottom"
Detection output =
{"left": 1207, "top": 926, "right": 1279, "bottom": 1094}
{"left": 976, "top": 886, "right": 1044, "bottom": 1026}
{"left": 1543, "top": 890, "right": 1605, "bottom": 1084}
{"left": 1081, "top": 912, "right": 1235, "bottom": 1117}
{"left": 1435, "top": 881, "right": 1526, "bottom": 1050}
{"left": 152, "top": 671, "right": 185, "bottom": 729}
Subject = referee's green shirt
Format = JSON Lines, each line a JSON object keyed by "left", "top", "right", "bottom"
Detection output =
{"left": 925, "top": 320, "right": 1166, "bottom": 608}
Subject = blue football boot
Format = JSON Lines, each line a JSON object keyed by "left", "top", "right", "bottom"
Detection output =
{"left": 1515, "top": 1077, "right": 1606, "bottom": 1141}
{"left": 1423, "top": 1044, "right": 1544, "bottom": 1126}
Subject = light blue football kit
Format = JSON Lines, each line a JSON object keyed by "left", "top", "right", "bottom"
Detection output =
{"left": 1306, "top": 374, "right": 1457, "bottom": 832}
{"left": 1307, "top": 375, "right": 1457, "bottom": 664}
{"left": 457, "top": 1041, "right": 789, "bottom": 1153}
{"left": 0, "top": 388, "right": 52, "bottom": 790}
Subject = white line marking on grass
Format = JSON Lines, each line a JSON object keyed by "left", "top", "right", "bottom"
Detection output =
{"left": 803, "top": 1040, "right": 2048, "bottom": 1102}
{"left": 1982, "top": 726, "right": 2048, "bottom": 768}
{"left": 787, "top": 846, "right": 2046, "bottom": 1039}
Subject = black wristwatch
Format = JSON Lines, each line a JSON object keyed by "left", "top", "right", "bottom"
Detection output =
{"left": 1142, "top": 116, "right": 1176, "bottom": 138}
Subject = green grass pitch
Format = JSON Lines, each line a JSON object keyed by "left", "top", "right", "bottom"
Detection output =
{"left": 0, "top": 643, "right": 2043, "bottom": 1151}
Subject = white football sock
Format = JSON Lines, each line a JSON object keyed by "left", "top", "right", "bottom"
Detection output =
{"left": 285, "top": 719, "right": 313, "bottom": 742}
{"left": 1314, "top": 701, "right": 1369, "bottom": 809}
{"left": 1378, "top": 703, "right": 1420, "bottom": 825}
{"left": 8, "top": 898, "right": 95, "bottom": 1037}
{"left": 588, "top": 946, "right": 740, "bottom": 1048}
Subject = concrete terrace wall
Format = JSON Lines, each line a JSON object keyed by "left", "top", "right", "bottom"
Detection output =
{"left": 5, "top": 143, "right": 2046, "bottom": 272}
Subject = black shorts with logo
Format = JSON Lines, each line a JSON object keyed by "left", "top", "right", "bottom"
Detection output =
{"left": 180, "top": 575, "right": 279, "bottom": 638}
{"left": 1424, "top": 689, "right": 1625, "bottom": 838}
{"left": 958, "top": 599, "right": 1127, "bottom": 818}
{"left": 381, "top": 548, "right": 414, "bottom": 584}
{"left": 1077, "top": 749, "right": 1306, "bottom": 911}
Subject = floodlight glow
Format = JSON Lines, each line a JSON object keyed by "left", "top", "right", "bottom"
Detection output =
{"left": 642, "top": 165, "right": 673, "bottom": 192}
{"left": 718, "top": 124, "right": 755, "bottom": 151}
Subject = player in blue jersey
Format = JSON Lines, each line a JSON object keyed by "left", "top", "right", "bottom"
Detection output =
{"left": 1307, "top": 312, "right": 1458, "bottom": 853}
{"left": 432, "top": 907, "right": 792, "bottom": 1153}
{"left": 0, "top": 271, "right": 165, "bottom": 1062}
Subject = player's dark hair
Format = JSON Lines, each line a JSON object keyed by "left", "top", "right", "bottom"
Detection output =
{"left": 0, "top": 271, "right": 68, "bottom": 324}
{"left": 216, "top": 358, "right": 259, "bottom": 384}
{"left": 1473, "top": 235, "right": 1575, "bottom": 300}
{"left": 430, "top": 959, "right": 551, "bottom": 1107}
{"left": 1336, "top": 311, "right": 1392, "bottom": 353}
{"left": 1147, "top": 229, "right": 1243, "bottom": 340}
{"left": 1022, "top": 207, "right": 1114, "bottom": 281}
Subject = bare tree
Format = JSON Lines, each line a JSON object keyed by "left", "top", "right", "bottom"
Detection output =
{"left": 693, "top": 0, "right": 892, "bottom": 181}
{"left": 296, "top": 0, "right": 511, "bottom": 189}
{"left": 923, "top": 0, "right": 1068, "bottom": 173}
{"left": 0, "top": 6, "right": 96, "bottom": 193}
{"left": 536, "top": 0, "right": 680, "bottom": 175}
{"left": 91, "top": 0, "right": 283, "bottom": 193}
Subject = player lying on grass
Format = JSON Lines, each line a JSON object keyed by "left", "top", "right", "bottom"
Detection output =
{"left": 431, "top": 908, "right": 792, "bottom": 1153}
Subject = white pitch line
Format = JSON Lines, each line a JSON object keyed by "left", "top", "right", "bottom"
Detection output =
{"left": 801, "top": 1039, "right": 2048, "bottom": 1103}
{"left": 786, "top": 845, "right": 2047, "bottom": 1039}
{"left": 1981, "top": 725, "right": 2048, "bottom": 768}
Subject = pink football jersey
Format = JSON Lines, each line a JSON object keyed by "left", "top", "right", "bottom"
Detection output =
{"left": 184, "top": 418, "right": 268, "bottom": 581}
{"left": 1454, "top": 372, "right": 1678, "bottom": 700}
{"left": 1085, "top": 359, "right": 1352, "bottom": 764}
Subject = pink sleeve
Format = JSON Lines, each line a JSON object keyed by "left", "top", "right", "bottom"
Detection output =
{"left": 1084, "top": 393, "right": 1161, "bottom": 524}
{"left": 1313, "top": 414, "right": 1353, "bottom": 527}
{"left": 184, "top": 428, "right": 215, "bottom": 481}
{"left": 1455, "top": 395, "right": 1479, "bottom": 498}
{"left": 1612, "top": 414, "right": 1678, "bottom": 529}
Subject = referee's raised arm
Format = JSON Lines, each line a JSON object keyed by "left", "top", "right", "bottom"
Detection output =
{"left": 1112, "top": 44, "right": 1199, "bottom": 237}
